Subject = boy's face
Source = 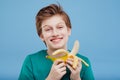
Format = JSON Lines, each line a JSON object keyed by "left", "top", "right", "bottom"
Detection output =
{"left": 40, "top": 15, "right": 71, "bottom": 50}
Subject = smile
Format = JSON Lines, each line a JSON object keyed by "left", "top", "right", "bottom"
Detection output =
{"left": 50, "top": 37, "right": 63, "bottom": 42}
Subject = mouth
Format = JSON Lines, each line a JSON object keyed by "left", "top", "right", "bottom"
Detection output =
{"left": 50, "top": 37, "right": 63, "bottom": 43}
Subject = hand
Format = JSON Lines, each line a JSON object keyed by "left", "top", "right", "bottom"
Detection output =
{"left": 66, "top": 58, "right": 82, "bottom": 80}
{"left": 46, "top": 60, "right": 66, "bottom": 80}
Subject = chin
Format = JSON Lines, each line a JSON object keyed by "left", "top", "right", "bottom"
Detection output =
{"left": 53, "top": 45, "right": 64, "bottom": 50}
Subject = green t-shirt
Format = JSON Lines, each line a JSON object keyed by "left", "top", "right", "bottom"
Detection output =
{"left": 18, "top": 50, "right": 94, "bottom": 80}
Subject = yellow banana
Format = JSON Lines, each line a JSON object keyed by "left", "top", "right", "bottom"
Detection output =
{"left": 46, "top": 40, "right": 89, "bottom": 69}
{"left": 46, "top": 49, "right": 69, "bottom": 61}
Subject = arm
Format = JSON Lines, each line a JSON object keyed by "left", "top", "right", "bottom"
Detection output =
{"left": 18, "top": 55, "right": 34, "bottom": 80}
{"left": 82, "top": 58, "right": 94, "bottom": 80}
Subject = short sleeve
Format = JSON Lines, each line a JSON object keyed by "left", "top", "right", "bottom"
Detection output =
{"left": 76, "top": 54, "right": 94, "bottom": 80}
{"left": 82, "top": 58, "right": 95, "bottom": 80}
{"left": 18, "top": 55, "right": 34, "bottom": 80}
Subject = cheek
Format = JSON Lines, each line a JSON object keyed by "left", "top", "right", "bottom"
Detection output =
{"left": 42, "top": 33, "right": 51, "bottom": 40}
{"left": 62, "top": 29, "right": 70, "bottom": 36}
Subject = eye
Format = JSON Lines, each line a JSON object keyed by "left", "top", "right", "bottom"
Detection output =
{"left": 44, "top": 27, "right": 52, "bottom": 32}
{"left": 45, "top": 28, "right": 51, "bottom": 31}
{"left": 58, "top": 26, "right": 63, "bottom": 29}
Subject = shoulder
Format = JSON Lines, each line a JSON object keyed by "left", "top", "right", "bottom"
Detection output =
{"left": 25, "top": 50, "right": 47, "bottom": 61}
{"left": 76, "top": 53, "right": 92, "bottom": 67}
{"left": 28, "top": 50, "right": 46, "bottom": 57}
{"left": 76, "top": 53, "right": 89, "bottom": 62}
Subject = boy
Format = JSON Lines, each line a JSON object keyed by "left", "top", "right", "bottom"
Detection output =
{"left": 19, "top": 4, "right": 94, "bottom": 80}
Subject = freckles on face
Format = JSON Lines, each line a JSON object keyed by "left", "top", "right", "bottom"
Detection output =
{"left": 40, "top": 15, "right": 71, "bottom": 49}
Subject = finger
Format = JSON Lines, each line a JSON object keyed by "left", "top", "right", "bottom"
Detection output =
{"left": 72, "top": 56, "right": 79, "bottom": 69}
{"left": 67, "top": 58, "right": 74, "bottom": 62}
{"left": 59, "top": 66, "right": 66, "bottom": 72}
{"left": 54, "top": 59, "right": 64, "bottom": 65}
{"left": 78, "top": 59, "right": 82, "bottom": 65}
{"left": 57, "top": 62, "right": 66, "bottom": 68}
{"left": 78, "top": 60, "right": 82, "bottom": 69}
{"left": 66, "top": 59, "right": 73, "bottom": 66}
{"left": 67, "top": 64, "right": 74, "bottom": 72}
{"left": 61, "top": 70, "right": 66, "bottom": 75}
{"left": 78, "top": 57, "right": 82, "bottom": 62}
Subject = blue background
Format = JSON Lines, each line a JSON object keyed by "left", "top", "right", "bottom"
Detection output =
{"left": 0, "top": 0, "right": 120, "bottom": 80}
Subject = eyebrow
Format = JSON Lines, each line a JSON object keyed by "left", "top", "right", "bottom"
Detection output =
{"left": 58, "top": 22, "right": 65, "bottom": 25}
{"left": 42, "top": 25, "right": 50, "bottom": 28}
{"left": 42, "top": 22, "right": 65, "bottom": 28}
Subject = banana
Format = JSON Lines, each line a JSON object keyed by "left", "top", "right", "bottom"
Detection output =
{"left": 46, "top": 49, "right": 69, "bottom": 61}
{"left": 46, "top": 40, "right": 89, "bottom": 69}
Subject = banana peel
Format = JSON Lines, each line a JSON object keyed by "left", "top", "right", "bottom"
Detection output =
{"left": 46, "top": 40, "right": 89, "bottom": 69}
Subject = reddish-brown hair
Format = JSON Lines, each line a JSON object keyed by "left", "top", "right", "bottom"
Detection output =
{"left": 36, "top": 4, "right": 71, "bottom": 36}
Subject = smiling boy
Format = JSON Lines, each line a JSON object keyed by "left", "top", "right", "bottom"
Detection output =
{"left": 40, "top": 15, "right": 71, "bottom": 56}
{"left": 19, "top": 4, "right": 94, "bottom": 80}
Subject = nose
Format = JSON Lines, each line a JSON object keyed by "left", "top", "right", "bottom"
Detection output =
{"left": 52, "top": 28, "right": 59, "bottom": 36}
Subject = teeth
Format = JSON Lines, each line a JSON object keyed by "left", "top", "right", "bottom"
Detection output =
{"left": 52, "top": 39, "right": 59, "bottom": 41}
{"left": 51, "top": 37, "right": 62, "bottom": 41}
{"left": 51, "top": 38, "right": 62, "bottom": 43}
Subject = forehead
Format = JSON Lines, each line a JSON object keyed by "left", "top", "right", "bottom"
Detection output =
{"left": 41, "top": 15, "right": 66, "bottom": 27}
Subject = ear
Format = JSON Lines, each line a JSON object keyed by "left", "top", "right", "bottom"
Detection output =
{"left": 68, "top": 28, "right": 71, "bottom": 36}
{"left": 39, "top": 34, "right": 44, "bottom": 41}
